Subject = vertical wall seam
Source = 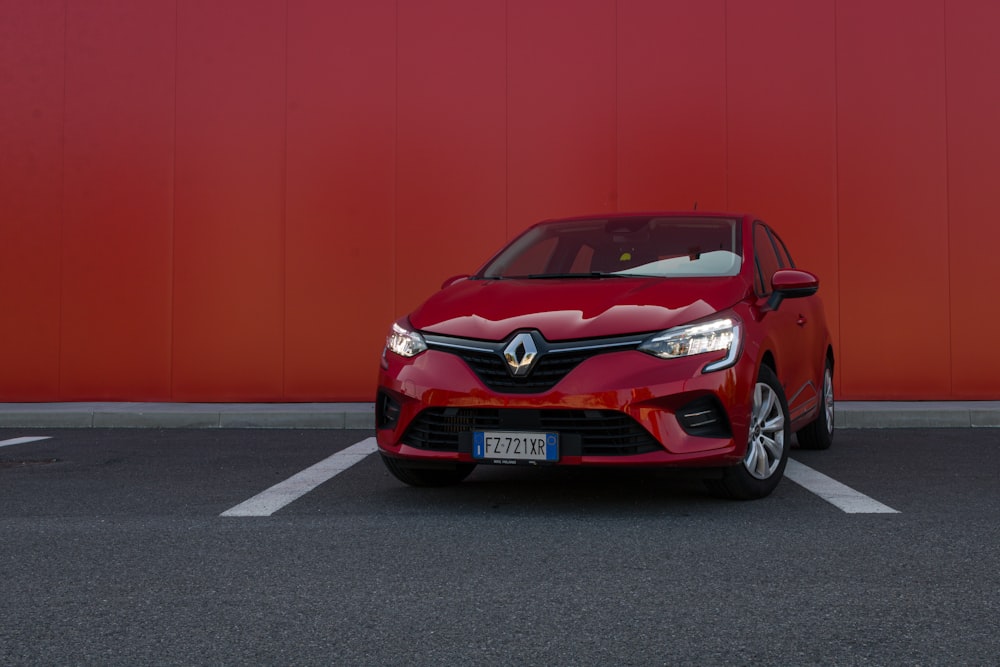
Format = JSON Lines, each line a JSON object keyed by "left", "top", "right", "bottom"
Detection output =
{"left": 281, "top": 0, "right": 290, "bottom": 398}
{"left": 57, "top": 0, "right": 68, "bottom": 399}
{"left": 614, "top": 0, "right": 619, "bottom": 213}
{"left": 169, "top": 0, "right": 179, "bottom": 400}
{"left": 833, "top": 0, "right": 842, "bottom": 390}
{"left": 942, "top": 0, "right": 952, "bottom": 397}
{"left": 723, "top": 0, "right": 729, "bottom": 208}
{"left": 504, "top": 0, "right": 510, "bottom": 239}
{"left": 393, "top": 0, "right": 399, "bottom": 317}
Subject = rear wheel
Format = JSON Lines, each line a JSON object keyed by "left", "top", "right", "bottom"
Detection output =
{"left": 380, "top": 453, "right": 476, "bottom": 487}
{"left": 706, "top": 365, "right": 790, "bottom": 500}
{"left": 796, "top": 360, "right": 834, "bottom": 450}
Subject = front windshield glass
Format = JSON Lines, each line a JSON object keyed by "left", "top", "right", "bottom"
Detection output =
{"left": 477, "top": 216, "right": 742, "bottom": 279}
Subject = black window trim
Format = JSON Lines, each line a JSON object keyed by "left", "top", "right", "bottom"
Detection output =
{"left": 752, "top": 221, "right": 788, "bottom": 297}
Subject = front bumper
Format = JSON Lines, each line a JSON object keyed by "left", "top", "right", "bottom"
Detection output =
{"left": 376, "top": 347, "right": 757, "bottom": 468}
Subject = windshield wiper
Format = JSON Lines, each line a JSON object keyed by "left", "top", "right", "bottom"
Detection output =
{"left": 525, "top": 272, "right": 628, "bottom": 279}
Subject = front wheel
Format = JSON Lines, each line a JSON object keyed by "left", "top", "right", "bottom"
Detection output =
{"left": 380, "top": 453, "right": 476, "bottom": 487}
{"left": 706, "top": 365, "right": 790, "bottom": 500}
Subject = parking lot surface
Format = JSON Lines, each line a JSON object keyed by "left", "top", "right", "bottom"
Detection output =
{"left": 1, "top": 428, "right": 998, "bottom": 665}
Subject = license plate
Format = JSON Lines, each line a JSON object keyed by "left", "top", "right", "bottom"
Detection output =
{"left": 473, "top": 431, "right": 559, "bottom": 462}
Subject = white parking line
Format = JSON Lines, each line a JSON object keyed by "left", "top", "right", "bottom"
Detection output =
{"left": 219, "top": 440, "right": 897, "bottom": 516}
{"left": 785, "top": 459, "right": 899, "bottom": 514}
{"left": 221, "top": 438, "right": 378, "bottom": 517}
{"left": 0, "top": 436, "right": 52, "bottom": 448}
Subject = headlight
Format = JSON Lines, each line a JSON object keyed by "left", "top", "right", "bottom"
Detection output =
{"left": 385, "top": 321, "right": 428, "bottom": 358}
{"left": 639, "top": 317, "right": 742, "bottom": 372}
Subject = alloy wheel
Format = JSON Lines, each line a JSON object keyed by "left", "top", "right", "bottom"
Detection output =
{"left": 744, "top": 381, "right": 786, "bottom": 479}
{"left": 823, "top": 367, "right": 835, "bottom": 435}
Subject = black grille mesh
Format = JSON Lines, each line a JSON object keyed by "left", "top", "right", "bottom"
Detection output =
{"left": 424, "top": 331, "right": 647, "bottom": 394}
{"left": 443, "top": 349, "right": 603, "bottom": 393}
{"left": 402, "top": 408, "right": 661, "bottom": 456}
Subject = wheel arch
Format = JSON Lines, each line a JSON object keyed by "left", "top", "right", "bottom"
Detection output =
{"left": 759, "top": 349, "right": 777, "bottom": 375}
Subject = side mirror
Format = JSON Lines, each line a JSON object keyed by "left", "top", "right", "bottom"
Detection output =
{"left": 766, "top": 269, "right": 819, "bottom": 311}
{"left": 440, "top": 274, "right": 469, "bottom": 289}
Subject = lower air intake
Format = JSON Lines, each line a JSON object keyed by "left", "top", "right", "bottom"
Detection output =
{"left": 402, "top": 408, "right": 661, "bottom": 456}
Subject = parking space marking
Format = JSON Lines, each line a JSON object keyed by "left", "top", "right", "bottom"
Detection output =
{"left": 221, "top": 438, "right": 378, "bottom": 517}
{"left": 0, "top": 436, "right": 52, "bottom": 448}
{"left": 219, "top": 440, "right": 897, "bottom": 516}
{"left": 786, "top": 459, "right": 899, "bottom": 514}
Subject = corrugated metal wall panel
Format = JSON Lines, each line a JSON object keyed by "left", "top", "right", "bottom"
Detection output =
{"left": 59, "top": 0, "right": 176, "bottom": 399}
{"left": 945, "top": 0, "right": 1000, "bottom": 399}
{"left": 0, "top": 0, "right": 995, "bottom": 401}
{"left": 172, "top": 0, "right": 288, "bottom": 400}
{"left": 0, "top": 0, "right": 64, "bottom": 400}
{"left": 284, "top": 0, "right": 396, "bottom": 400}
{"left": 836, "top": 0, "right": 951, "bottom": 399}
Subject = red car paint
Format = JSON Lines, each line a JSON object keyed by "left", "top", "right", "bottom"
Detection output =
{"left": 376, "top": 212, "right": 834, "bottom": 498}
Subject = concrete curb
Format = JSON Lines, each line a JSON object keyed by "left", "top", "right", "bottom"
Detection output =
{"left": 0, "top": 401, "right": 997, "bottom": 430}
{"left": 0, "top": 402, "right": 375, "bottom": 430}
{"left": 835, "top": 401, "right": 1000, "bottom": 429}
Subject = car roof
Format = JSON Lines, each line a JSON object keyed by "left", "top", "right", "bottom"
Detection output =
{"left": 536, "top": 211, "right": 754, "bottom": 225}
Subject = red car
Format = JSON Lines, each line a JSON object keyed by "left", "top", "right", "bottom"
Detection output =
{"left": 376, "top": 213, "right": 834, "bottom": 499}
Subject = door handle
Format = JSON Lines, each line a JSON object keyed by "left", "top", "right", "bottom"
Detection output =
{"left": 797, "top": 315, "right": 808, "bottom": 327}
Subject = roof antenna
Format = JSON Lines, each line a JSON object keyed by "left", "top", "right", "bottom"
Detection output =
{"left": 693, "top": 201, "right": 698, "bottom": 211}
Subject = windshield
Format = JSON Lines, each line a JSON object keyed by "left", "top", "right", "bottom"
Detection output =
{"left": 477, "top": 216, "right": 742, "bottom": 279}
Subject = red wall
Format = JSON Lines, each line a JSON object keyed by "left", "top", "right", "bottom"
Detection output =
{"left": 1, "top": 0, "right": 997, "bottom": 402}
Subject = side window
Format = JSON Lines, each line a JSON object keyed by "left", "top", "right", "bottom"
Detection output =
{"left": 753, "top": 223, "right": 782, "bottom": 296}
{"left": 769, "top": 229, "right": 795, "bottom": 268}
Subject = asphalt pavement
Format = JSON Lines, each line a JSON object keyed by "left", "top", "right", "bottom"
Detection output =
{"left": 2, "top": 427, "right": 999, "bottom": 665}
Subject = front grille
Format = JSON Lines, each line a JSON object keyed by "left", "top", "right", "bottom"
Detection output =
{"left": 452, "top": 349, "right": 594, "bottom": 393}
{"left": 402, "top": 408, "right": 502, "bottom": 451}
{"left": 537, "top": 410, "right": 660, "bottom": 456}
{"left": 424, "top": 330, "right": 648, "bottom": 394}
{"left": 401, "top": 408, "right": 661, "bottom": 457}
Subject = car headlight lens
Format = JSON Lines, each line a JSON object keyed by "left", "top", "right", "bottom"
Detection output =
{"left": 386, "top": 321, "right": 428, "bottom": 358}
{"left": 639, "top": 317, "right": 742, "bottom": 371}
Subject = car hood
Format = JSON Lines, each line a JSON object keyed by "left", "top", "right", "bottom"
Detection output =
{"left": 410, "top": 277, "right": 751, "bottom": 341}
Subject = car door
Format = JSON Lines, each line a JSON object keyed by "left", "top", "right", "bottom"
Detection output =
{"left": 753, "top": 222, "right": 819, "bottom": 424}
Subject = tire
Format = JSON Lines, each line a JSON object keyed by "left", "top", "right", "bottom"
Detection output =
{"left": 796, "top": 360, "right": 835, "bottom": 450}
{"left": 706, "top": 365, "right": 790, "bottom": 500}
{"left": 380, "top": 453, "right": 476, "bottom": 487}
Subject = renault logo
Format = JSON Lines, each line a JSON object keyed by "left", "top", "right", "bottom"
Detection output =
{"left": 503, "top": 332, "right": 539, "bottom": 377}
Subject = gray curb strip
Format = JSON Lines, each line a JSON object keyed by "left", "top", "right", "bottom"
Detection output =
{"left": 0, "top": 401, "right": 998, "bottom": 429}
{"left": 0, "top": 403, "right": 375, "bottom": 429}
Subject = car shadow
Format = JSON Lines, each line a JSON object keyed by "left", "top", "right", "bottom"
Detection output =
{"left": 371, "top": 464, "right": 789, "bottom": 519}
